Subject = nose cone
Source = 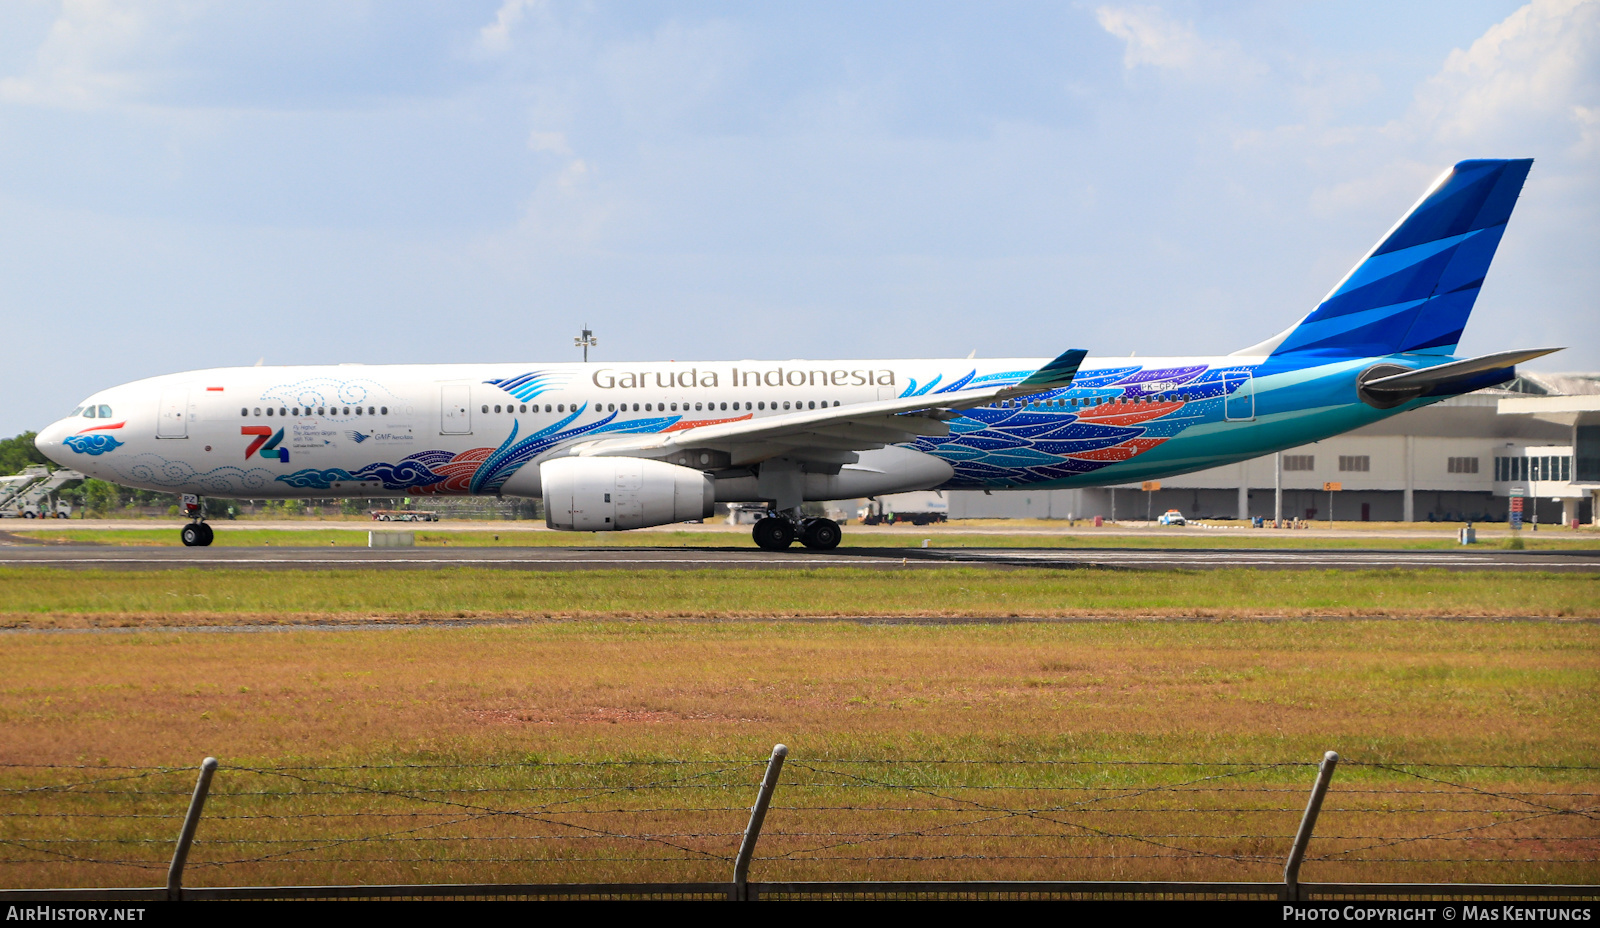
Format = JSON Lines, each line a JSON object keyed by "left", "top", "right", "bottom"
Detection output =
{"left": 34, "top": 420, "right": 70, "bottom": 468}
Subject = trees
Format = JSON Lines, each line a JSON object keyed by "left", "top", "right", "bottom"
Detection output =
{"left": 0, "top": 432, "right": 47, "bottom": 476}
{"left": 81, "top": 479, "right": 121, "bottom": 516}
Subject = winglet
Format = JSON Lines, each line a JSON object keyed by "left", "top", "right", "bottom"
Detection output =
{"left": 1013, "top": 349, "right": 1088, "bottom": 392}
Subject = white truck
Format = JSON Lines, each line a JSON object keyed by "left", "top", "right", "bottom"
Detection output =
{"left": 0, "top": 465, "right": 84, "bottom": 519}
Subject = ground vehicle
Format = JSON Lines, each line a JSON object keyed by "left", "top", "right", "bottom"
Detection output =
{"left": 19, "top": 500, "right": 73, "bottom": 519}
{"left": 0, "top": 465, "right": 83, "bottom": 519}
{"left": 1158, "top": 509, "right": 1187, "bottom": 526}
{"left": 371, "top": 510, "right": 440, "bottom": 522}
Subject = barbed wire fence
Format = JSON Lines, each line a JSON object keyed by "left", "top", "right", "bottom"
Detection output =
{"left": 0, "top": 748, "right": 1594, "bottom": 901}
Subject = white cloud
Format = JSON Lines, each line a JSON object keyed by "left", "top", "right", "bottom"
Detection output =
{"left": 1094, "top": 4, "right": 1265, "bottom": 82}
{"left": 528, "top": 130, "right": 572, "bottom": 156}
{"left": 1414, "top": 0, "right": 1599, "bottom": 152}
{"left": 0, "top": 0, "right": 179, "bottom": 108}
{"left": 475, "top": 0, "right": 539, "bottom": 58}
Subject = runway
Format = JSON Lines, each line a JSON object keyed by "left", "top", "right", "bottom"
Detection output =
{"left": 0, "top": 544, "right": 1596, "bottom": 572}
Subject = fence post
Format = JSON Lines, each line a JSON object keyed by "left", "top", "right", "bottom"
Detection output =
{"left": 1283, "top": 750, "right": 1338, "bottom": 902}
{"left": 167, "top": 757, "right": 218, "bottom": 901}
{"left": 732, "top": 744, "right": 787, "bottom": 901}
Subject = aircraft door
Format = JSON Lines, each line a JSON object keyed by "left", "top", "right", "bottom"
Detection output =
{"left": 1224, "top": 371, "right": 1254, "bottom": 421}
{"left": 440, "top": 385, "right": 472, "bottom": 434}
{"left": 157, "top": 386, "right": 189, "bottom": 438}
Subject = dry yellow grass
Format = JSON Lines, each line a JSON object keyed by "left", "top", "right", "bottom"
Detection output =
{"left": 0, "top": 618, "right": 1594, "bottom": 888}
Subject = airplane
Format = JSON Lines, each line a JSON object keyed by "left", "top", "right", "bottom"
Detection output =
{"left": 34, "top": 158, "right": 1559, "bottom": 550}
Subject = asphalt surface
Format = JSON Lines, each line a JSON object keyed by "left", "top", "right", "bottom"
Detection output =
{"left": 0, "top": 544, "right": 1596, "bottom": 572}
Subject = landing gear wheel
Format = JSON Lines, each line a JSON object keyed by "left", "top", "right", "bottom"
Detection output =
{"left": 181, "top": 523, "right": 214, "bottom": 547}
{"left": 196, "top": 522, "right": 214, "bottom": 546}
{"left": 752, "top": 517, "right": 796, "bottom": 551}
{"left": 800, "top": 518, "right": 842, "bottom": 551}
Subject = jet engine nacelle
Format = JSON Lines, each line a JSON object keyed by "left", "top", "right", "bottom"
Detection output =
{"left": 541, "top": 456, "right": 714, "bottom": 531}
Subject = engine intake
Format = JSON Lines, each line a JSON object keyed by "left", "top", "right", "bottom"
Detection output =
{"left": 541, "top": 457, "right": 714, "bottom": 531}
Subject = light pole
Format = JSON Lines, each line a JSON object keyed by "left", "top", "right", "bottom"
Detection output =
{"left": 575, "top": 326, "right": 598, "bottom": 363}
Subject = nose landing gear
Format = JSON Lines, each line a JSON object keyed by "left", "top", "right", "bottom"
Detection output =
{"left": 179, "top": 494, "right": 214, "bottom": 547}
{"left": 750, "top": 512, "right": 842, "bottom": 551}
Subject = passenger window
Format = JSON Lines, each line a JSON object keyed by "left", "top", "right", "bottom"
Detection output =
{"left": 558, "top": 404, "right": 565, "bottom": 412}
{"left": 633, "top": 403, "right": 640, "bottom": 412}
{"left": 805, "top": 401, "right": 812, "bottom": 409}
{"left": 267, "top": 408, "right": 274, "bottom": 416}
{"left": 693, "top": 403, "right": 701, "bottom": 411}
{"left": 355, "top": 407, "right": 363, "bottom": 416}
{"left": 543, "top": 404, "right": 550, "bottom": 413}
{"left": 481, "top": 405, "right": 489, "bottom": 413}
{"left": 240, "top": 408, "right": 248, "bottom": 417}
{"left": 368, "top": 407, "right": 375, "bottom": 416}
{"left": 318, "top": 407, "right": 325, "bottom": 416}
{"left": 494, "top": 405, "right": 502, "bottom": 413}
{"left": 343, "top": 407, "right": 350, "bottom": 415}
{"left": 254, "top": 408, "right": 262, "bottom": 416}
{"left": 383, "top": 406, "right": 390, "bottom": 415}
{"left": 292, "top": 407, "right": 299, "bottom": 416}
{"left": 608, "top": 403, "right": 615, "bottom": 412}
{"left": 758, "top": 402, "right": 765, "bottom": 410}
{"left": 783, "top": 401, "right": 791, "bottom": 410}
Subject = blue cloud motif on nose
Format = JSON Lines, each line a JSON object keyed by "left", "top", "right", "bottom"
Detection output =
{"left": 63, "top": 434, "right": 124, "bottom": 455}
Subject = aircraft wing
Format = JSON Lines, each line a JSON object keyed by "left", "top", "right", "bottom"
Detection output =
{"left": 564, "top": 349, "right": 1088, "bottom": 467}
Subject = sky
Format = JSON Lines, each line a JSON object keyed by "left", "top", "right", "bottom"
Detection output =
{"left": 1, "top": 0, "right": 1596, "bottom": 437}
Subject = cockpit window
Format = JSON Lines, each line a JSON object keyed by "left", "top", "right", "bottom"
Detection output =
{"left": 98, "top": 405, "right": 113, "bottom": 418}
{"left": 82, "top": 406, "right": 97, "bottom": 419}
{"left": 69, "top": 407, "right": 83, "bottom": 417}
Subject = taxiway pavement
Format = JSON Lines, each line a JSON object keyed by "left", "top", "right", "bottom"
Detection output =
{"left": 0, "top": 545, "right": 1595, "bottom": 572}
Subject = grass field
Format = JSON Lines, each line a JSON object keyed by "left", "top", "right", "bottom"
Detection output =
{"left": 0, "top": 563, "right": 1594, "bottom": 889}
{"left": 0, "top": 616, "right": 1594, "bottom": 888}
{"left": 1, "top": 566, "right": 1597, "bottom": 626}
{"left": 8, "top": 525, "right": 1600, "bottom": 549}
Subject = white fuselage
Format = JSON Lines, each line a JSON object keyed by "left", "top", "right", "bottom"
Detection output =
{"left": 32, "top": 352, "right": 1414, "bottom": 504}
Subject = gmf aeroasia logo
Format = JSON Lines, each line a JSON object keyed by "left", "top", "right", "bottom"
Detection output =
{"left": 242, "top": 426, "right": 289, "bottom": 462}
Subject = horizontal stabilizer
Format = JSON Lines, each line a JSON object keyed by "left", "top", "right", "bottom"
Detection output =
{"left": 1361, "top": 347, "right": 1562, "bottom": 394}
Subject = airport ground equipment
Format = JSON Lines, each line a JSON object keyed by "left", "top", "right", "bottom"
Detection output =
{"left": 0, "top": 465, "right": 83, "bottom": 518}
{"left": 0, "top": 465, "right": 50, "bottom": 512}
{"left": 860, "top": 496, "right": 948, "bottom": 526}
{"left": 370, "top": 510, "right": 440, "bottom": 522}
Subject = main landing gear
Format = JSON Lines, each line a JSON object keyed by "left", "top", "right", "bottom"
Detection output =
{"left": 752, "top": 513, "right": 841, "bottom": 552}
{"left": 179, "top": 493, "right": 213, "bottom": 547}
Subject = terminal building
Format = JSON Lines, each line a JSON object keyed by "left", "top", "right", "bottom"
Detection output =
{"left": 942, "top": 372, "right": 1600, "bottom": 526}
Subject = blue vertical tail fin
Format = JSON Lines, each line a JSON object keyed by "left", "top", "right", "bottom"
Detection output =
{"left": 1253, "top": 158, "right": 1532, "bottom": 359}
